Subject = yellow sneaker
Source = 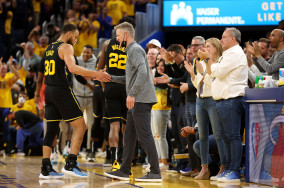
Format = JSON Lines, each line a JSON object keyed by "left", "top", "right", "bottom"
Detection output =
{"left": 129, "top": 171, "right": 133, "bottom": 179}
{"left": 112, "top": 160, "right": 120, "bottom": 171}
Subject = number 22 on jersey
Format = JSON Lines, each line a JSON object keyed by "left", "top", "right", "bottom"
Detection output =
{"left": 109, "top": 53, "right": 126, "bottom": 70}
{"left": 45, "top": 60, "right": 56, "bottom": 76}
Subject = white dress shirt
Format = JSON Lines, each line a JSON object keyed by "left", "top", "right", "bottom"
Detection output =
{"left": 192, "top": 60, "right": 214, "bottom": 98}
{"left": 211, "top": 45, "right": 248, "bottom": 100}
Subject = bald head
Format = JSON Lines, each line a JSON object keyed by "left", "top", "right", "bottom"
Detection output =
{"left": 276, "top": 29, "right": 284, "bottom": 37}
{"left": 270, "top": 29, "right": 284, "bottom": 50}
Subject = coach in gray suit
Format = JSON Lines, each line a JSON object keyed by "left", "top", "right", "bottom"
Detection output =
{"left": 104, "top": 22, "right": 161, "bottom": 182}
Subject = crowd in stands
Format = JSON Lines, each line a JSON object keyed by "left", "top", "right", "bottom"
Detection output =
{"left": 0, "top": 0, "right": 157, "bottom": 60}
{"left": 1, "top": 0, "right": 284, "bottom": 184}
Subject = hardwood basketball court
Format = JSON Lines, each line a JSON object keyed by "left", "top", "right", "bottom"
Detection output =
{"left": 0, "top": 155, "right": 271, "bottom": 188}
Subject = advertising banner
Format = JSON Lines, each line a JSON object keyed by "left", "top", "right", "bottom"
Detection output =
{"left": 163, "top": 0, "right": 284, "bottom": 27}
{"left": 249, "top": 103, "right": 284, "bottom": 187}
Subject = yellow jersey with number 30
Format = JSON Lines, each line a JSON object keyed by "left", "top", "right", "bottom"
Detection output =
{"left": 43, "top": 41, "right": 72, "bottom": 86}
{"left": 105, "top": 38, "right": 127, "bottom": 76}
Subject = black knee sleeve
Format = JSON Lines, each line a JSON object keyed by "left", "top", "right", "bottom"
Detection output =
{"left": 43, "top": 121, "right": 60, "bottom": 147}
{"left": 104, "top": 119, "right": 110, "bottom": 141}
{"left": 91, "top": 116, "right": 102, "bottom": 138}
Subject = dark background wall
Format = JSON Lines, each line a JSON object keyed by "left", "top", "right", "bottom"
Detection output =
{"left": 163, "top": 26, "right": 276, "bottom": 48}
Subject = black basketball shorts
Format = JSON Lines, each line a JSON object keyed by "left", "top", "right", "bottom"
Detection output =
{"left": 104, "top": 82, "right": 127, "bottom": 124}
{"left": 45, "top": 85, "right": 83, "bottom": 122}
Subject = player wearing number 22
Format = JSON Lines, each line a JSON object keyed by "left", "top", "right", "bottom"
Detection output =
{"left": 104, "top": 38, "right": 127, "bottom": 123}
{"left": 103, "top": 38, "right": 128, "bottom": 166}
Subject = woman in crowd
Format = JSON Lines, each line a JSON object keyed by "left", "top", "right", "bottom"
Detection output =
{"left": 151, "top": 59, "right": 172, "bottom": 170}
{"left": 185, "top": 38, "right": 226, "bottom": 180}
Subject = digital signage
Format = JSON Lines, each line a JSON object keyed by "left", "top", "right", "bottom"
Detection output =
{"left": 163, "top": 0, "right": 284, "bottom": 27}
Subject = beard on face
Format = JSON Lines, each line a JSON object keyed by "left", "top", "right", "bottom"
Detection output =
{"left": 67, "top": 37, "right": 75, "bottom": 45}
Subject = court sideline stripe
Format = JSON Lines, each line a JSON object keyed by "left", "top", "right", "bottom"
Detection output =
{"left": 0, "top": 174, "right": 25, "bottom": 188}
{"left": 0, "top": 161, "right": 25, "bottom": 187}
{"left": 0, "top": 161, "right": 7, "bottom": 165}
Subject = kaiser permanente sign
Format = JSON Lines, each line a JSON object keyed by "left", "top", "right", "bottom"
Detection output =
{"left": 163, "top": 0, "right": 283, "bottom": 27}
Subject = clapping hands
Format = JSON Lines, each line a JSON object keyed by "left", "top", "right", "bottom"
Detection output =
{"left": 246, "top": 41, "right": 261, "bottom": 58}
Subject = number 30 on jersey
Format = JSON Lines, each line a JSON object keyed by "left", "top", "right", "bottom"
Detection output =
{"left": 45, "top": 60, "right": 56, "bottom": 76}
{"left": 109, "top": 53, "right": 126, "bottom": 70}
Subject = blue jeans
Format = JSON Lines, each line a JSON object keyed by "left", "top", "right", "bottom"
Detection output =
{"left": 151, "top": 110, "right": 170, "bottom": 159}
{"left": 193, "top": 134, "right": 218, "bottom": 165}
{"left": 0, "top": 108, "right": 11, "bottom": 142}
{"left": 177, "top": 104, "right": 188, "bottom": 150}
{"left": 185, "top": 101, "right": 196, "bottom": 127}
{"left": 216, "top": 97, "right": 245, "bottom": 171}
{"left": 196, "top": 97, "right": 226, "bottom": 165}
{"left": 17, "top": 122, "right": 43, "bottom": 151}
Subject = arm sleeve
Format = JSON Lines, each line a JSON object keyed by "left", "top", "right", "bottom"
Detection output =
{"left": 171, "top": 72, "right": 186, "bottom": 86}
{"left": 22, "top": 56, "right": 30, "bottom": 71}
{"left": 74, "top": 74, "right": 88, "bottom": 85}
{"left": 248, "top": 68, "right": 256, "bottom": 83}
{"left": 186, "top": 73, "right": 196, "bottom": 90}
{"left": 255, "top": 53, "right": 284, "bottom": 74}
{"left": 106, "top": 16, "right": 113, "bottom": 27}
{"left": 127, "top": 48, "right": 148, "bottom": 97}
{"left": 250, "top": 64, "right": 263, "bottom": 77}
{"left": 165, "top": 64, "right": 175, "bottom": 77}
